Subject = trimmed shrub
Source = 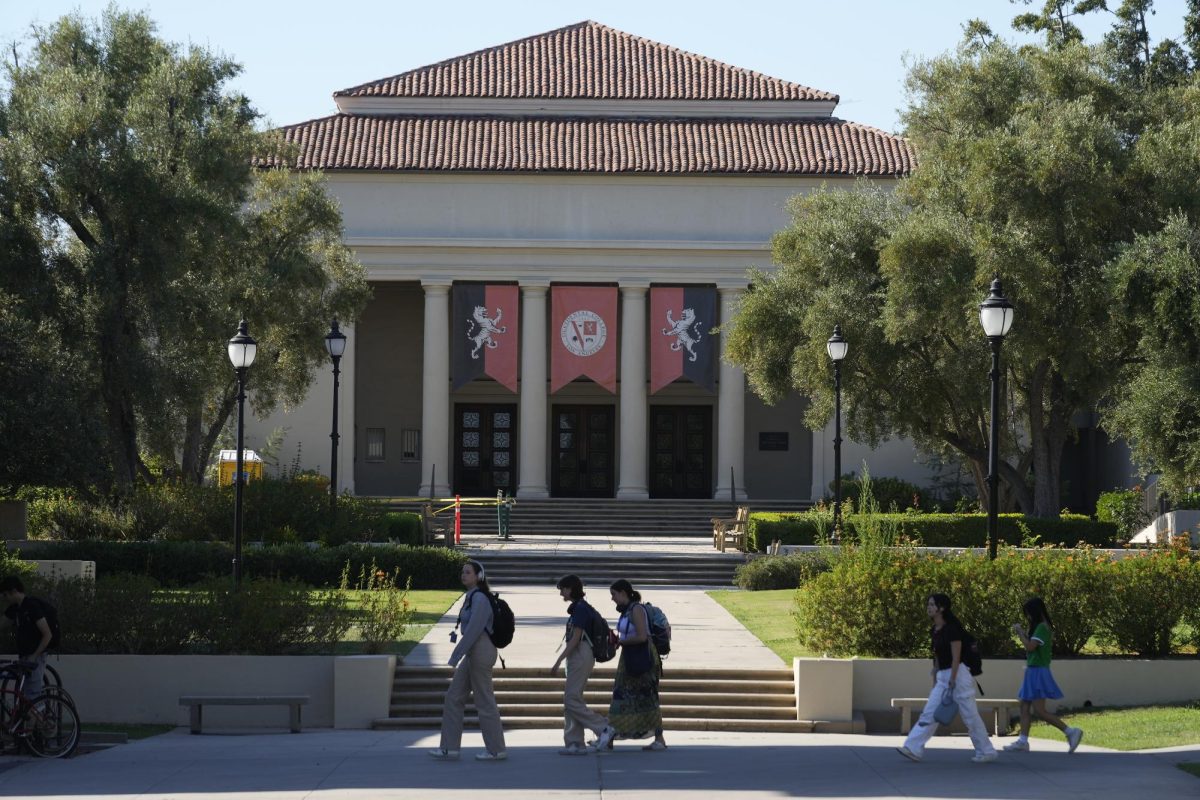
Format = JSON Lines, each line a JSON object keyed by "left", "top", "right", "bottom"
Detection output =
{"left": 1095, "top": 544, "right": 1200, "bottom": 657}
{"left": 835, "top": 474, "right": 926, "bottom": 512}
{"left": 14, "top": 541, "right": 467, "bottom": 589}
{"left": 747, "top": 511, "right": 1117, "bottom": 552}
{"left": 734, "top": 552, "right": 834, "bottom": 590}
{"left": 1095, "top": 488, "right": 1152, "bottom": 541}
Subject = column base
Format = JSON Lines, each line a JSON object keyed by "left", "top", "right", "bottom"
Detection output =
{"left": 616, "top": 487, "right": 650, "bottom": 500}
{"left": 417, "top": 483, "right": 451, "bottom": 499}
{"left": 516, "top": 486, "right": 550, "bottom": 499}
{"left": 713, "top": 486, "right": 749, "bottom": 502}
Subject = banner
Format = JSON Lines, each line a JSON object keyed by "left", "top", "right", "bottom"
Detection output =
{"left": 452, "top": 284, "right": 519, "bottom": 392}
{"left": 551, "top": 286, "right": 618, "bottom": 393}
{"left": 650, "top": 286, "right": 716, "bottom": 393}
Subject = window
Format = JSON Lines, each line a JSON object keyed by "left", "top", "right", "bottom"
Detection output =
{"left": 401, "top": 429, "right": 420, "bottom": 462}
{"left": 366, "top": 428, "right": 386, "bottom": 462}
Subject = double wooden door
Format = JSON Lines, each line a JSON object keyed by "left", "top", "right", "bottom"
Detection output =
{"left": 453, "top": 404, "right": 516, "bottom": 496}
{"left": 649, "top": 405, "right": 712, "bottom": 498}
{"left": 551, "top": 405, "right": 615, "bottom": 497}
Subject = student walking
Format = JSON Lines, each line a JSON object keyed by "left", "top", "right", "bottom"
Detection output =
{"left": 594, "top": 580, "right": 666, "bottom": 752}
{"left": 550, "top": 575, "right": 615, "bottom": 756}
{"left": 897, "top": 593, "right": 997, "bottom": 764}
{"left": 1003, "top": 597, "right": 1084, "bottom": 754}
{"left": 429, "top": 560, "right": 507, "bottom": 762}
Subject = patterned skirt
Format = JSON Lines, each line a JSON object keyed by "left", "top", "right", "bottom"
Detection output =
{"left": 608, "top": 643, "right": 662, "bottom": 739}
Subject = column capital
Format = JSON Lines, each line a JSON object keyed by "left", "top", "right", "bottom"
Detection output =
{"left": 717, "top": 282, "right": 749, "bottom": 296}
{"left": 619, "top": 279, "right": 651, "bottom": 291}
{"left": 420, "top": 279, "right": 452, "bottom": 294}
{"left": 520, "top": 282, "right": 550, "bottom": 295}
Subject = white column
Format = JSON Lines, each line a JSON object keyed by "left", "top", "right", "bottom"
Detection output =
{"left": 617, "top": 284, "right": 649, "bottom": 499}
{"left": 517, "top": 283, "right": 550, "bottom": 498}
{"left": 714, "top": 287, "right": 749, "bottom": 501}
{"left": 338, "top": 322, "right": 356, "bottom": 496}
{"left": 418, "top": 282, "right": 451, "bottom": 497}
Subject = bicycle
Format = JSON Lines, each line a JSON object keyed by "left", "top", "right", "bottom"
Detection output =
{"left": 0, "top": 661, "right": 79, "bottom": 758}
{"left": 0, "top": 661, "right": 74, "bottom": 725}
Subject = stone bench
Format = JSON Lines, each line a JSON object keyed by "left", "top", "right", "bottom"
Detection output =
{"left": 179, "top": 694, "right": 310, "bottom": 734}
{"left": 891, "top": 696, "right": 1021, "bottom": 737}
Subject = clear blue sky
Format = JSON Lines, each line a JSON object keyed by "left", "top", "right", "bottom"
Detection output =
{"left": 2, "top": 1, "right": 1191, "bottom": 133}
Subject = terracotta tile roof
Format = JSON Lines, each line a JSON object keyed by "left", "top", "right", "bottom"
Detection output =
{"left": 335, "top": 21, "right": 837, "bottom": 102}
{"left": 269, "top": 115, "right": 913, "bottom": 176}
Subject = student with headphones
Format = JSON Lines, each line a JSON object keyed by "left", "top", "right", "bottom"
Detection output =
{"left": 429, "top": 560, "right": 507, "bottom": 761}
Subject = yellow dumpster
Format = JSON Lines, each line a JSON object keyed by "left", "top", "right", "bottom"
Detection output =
{"left": 218, "top": 449, "right": 264, "bottom": 487}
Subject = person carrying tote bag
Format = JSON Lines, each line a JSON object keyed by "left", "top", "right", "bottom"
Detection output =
{"left": 897, "top": 593, "right": 997, "bottom": 764}
{"left": 594, "top": 580, "right": 666, "bottom": 752}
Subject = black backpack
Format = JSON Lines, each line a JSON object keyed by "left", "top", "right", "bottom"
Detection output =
{"left": 485, "top": 592, "right": 515, "bottom": 649}
{"left": 960, "top": 630, "right": 983, "bottom": 677}
{"left": 584, "top": 603, "right": 617, "bottom": 663}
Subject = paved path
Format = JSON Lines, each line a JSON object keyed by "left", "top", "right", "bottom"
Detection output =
{"left": 403, "top": 583, "right": 784, "bottom": 669}
{"left": 3, "top": 728, "right": 1198, "bottom": 798}
{"left": 460, "top": 533, "right": 724, "bottom": 556}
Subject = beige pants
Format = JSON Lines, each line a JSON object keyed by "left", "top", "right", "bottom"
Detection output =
{"left": 439, "top": 636, "right": 506, "bottom": 754}
{"left": 563, "top": 646, "right": 609, "bottom": 746}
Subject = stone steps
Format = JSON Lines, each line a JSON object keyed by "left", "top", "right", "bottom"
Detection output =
{"left": 463, "top": 552, "right": 744, "bottom": 587}
{"left": 377, "top": 665, "right": 805, "bottom": 733}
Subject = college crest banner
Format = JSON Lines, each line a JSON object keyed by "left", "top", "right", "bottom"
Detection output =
{"left": 452, "top": 284, "right": 519, "bottom": 392}
{"left": 550, "top": 286, "right": 618, "bottom": 393}
{"left": 650, "top": 286, "right": 716, "bottom": 393}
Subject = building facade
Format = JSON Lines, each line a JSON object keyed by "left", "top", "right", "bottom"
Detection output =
{"left": 250, "top": 21, "right": 919, "bottom": 501}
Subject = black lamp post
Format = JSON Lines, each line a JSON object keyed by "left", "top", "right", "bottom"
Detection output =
{"left": 325, "top": 319, "right": 347, "bottom": 516}
{"left": 826, "top": 325, "right": 849, "bottom": 541}
{"left": 979, "top": 277, "right": 1015, "bottom": 560}
{"left": 227, "top": 319, "right": 258, "bottom": 589}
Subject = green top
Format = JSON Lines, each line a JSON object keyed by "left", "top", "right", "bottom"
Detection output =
{"left": 1027, "top": 622, "right": 1052, "bottom": 667}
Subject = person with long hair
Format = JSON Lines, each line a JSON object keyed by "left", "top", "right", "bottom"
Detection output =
{"left": 897, "top": 593, "right": 997, "bottom": 763}
{"left": 550, "top": 574, "right": 614, "bottom": 755}
{"left": 428, "top": 560, "right": 507, "bottom": 761}
{"left": 594, "top": 579, "right": 666, "bottom": 752}
{"left": 1004, "top": 596, "right": 1084, "bottom": 753}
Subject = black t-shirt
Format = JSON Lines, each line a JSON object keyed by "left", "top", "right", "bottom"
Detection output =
{"left": 566, "top": 599, "right": 594, "bottom": 641}
{"left": 4, "top": 596, "right": 50, "bottom": 658}
{"left": 931, "top": 619, "right": 964, "bottom": 670}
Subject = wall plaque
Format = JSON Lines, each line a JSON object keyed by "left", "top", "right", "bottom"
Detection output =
{"left": 759, "top": 432, "right": 789, "bottom": 451}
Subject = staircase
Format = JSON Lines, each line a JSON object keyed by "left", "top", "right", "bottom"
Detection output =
{"left": 469, "top": 552, "right": 743, "bottom": 586}
{"left": 375, "top": 665, "right": 812, "bottom": 733}
{"left": 383, "top": 497, "right": 812, "bottom": 538}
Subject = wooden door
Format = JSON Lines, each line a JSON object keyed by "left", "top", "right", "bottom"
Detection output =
{"left": 551, "top": 405, "right": 615, "bottom": 497}
{"left": 453, "top": 404, "right": 517, "bottom": 496}
{"left": 649, "top": 406, "right": 712, "bottom": 499}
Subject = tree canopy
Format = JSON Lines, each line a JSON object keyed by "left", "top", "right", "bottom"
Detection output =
{"left": 725, "top": 0, "right": 1200, "bottom": 514}
{"left": 0, "top": 8, "right": 369, "bottom": 492}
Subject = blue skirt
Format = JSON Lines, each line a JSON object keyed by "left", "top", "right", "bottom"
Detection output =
{"left": 1018, "top": 666, "right": 1064, "bottom": 701}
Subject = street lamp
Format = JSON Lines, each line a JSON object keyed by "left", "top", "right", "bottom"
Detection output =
{"left": 325, "top": 319, "right": 347, "bottom": 516}
{"left": 826, "top": 325, "right": 849, "bottom": 542}
{"left": 227, "top": 319, "right": 257, "bottom": 590}
{"left": 979, "top": 277, "right": 1015, "bottom": 560}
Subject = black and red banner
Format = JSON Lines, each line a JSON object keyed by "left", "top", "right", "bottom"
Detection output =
{"left": 452, "top": 284, "right": 519, "bottom": 392}
{"left": 650, "top": 286, "right": 716, "bottom": 393}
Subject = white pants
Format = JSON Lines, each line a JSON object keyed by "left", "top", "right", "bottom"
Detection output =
{"left": 903, "top": 664, "right": 996, "bottom": 757}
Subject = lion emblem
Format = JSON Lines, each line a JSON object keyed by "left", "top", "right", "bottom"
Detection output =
{"left": 468, "top": 305, "right": 507, "bottom": 359}
{"left": 662, "top": 308, "right": 703, "bottom": 362}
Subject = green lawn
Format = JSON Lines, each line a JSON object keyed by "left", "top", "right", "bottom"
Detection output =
{"left": 82, "top": 723, "right": 175, "bottom": 740}
{"left": 708, "top": 589, "right": 817, "bottom": 663}
{"left": 1029, "top": 701, "right": 1200, "bottom": 750}
{"left": 337, "top": 589, "right": 460, "bottom": 657}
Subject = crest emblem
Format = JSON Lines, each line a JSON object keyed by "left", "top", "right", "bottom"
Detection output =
{"left": 468, "top": 305, "right": 507, "bottom": 359}
{"left": 662, "top": 308, "right": 703, "bottom": 362}
{"left": 560, "top": 309, "right": 607, "bottom": 356}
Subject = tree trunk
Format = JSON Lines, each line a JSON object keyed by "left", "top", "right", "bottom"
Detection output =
{"left": 181, "top": 406, "right": 205, "bottom": 485}
{"left": 96, "top": 317, "right": 140, "bottom": 489}
{"left": 1025, "top": 362, "right": 1072, "bottom": 518}
{"left": 185, "top": 388, "right": 238, "bottom": 486}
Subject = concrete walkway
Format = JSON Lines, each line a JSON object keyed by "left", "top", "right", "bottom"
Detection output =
{"left": 403, "top": 583, "right": 784, "bottom": 669}
{"left": 460, "top": 533, "right": 726, "bottom": 556}
{"left": 3, "top": 728, "right": 1198, "bottom": 798}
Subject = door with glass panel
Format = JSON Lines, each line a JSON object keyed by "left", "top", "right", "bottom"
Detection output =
{"left": 453, "top": 404, "right": 517, "bottom": 496}
{"left": 649, "top": 405, "right": 712, "bottom": 499}
{"left": 551, "top": 405, "right": 615, "bottom": 498}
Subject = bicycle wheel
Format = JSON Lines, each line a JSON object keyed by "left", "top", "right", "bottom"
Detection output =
{"left": 20, "top": 694, "right": 80, "bottom": 758}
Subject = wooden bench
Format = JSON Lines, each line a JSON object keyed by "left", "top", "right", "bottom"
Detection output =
{"left": 711, "top": 506, "right": 749, "bottom": 552}
{"left": 179, "top": 694, "right": 310, "bottom": 734}
{"left": 891, "top": 696, "right": 1021, "bottom": 737}
{"left": 421, "top": 503, "right": 450, "bottom": 547}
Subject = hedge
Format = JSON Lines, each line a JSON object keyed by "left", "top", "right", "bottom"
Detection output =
{"left": 794, "top": 545, "right": 1200, "bottom": 659}
{"left": 747, "top": 512, "right": 1118, "bottom": 552}
{"left": 734, "top": 552, "right": 833, "bottom": 590}
{"left": 13, "top": 541, "right": 466, "bottom": 589}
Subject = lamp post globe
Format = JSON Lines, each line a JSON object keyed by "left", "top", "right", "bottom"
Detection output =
{"left": 978, "top": 278, "right": 1014, "bottom": 560}
{"left": 325, "top": 319, "right": 347, "bottom": 517}
{"left": 227, "top": 319, "right": 257, "bottom": 589}
{"left": 827, "top": 325, "right": 848, "bottom": 542}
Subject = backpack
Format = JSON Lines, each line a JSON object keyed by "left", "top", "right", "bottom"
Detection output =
{"left": 960, "top": 630, "right": 983, "bottom": 677}
{"left": 642, "top": 602, "right": 672, "bottom": 657}
{"left": 485, "top": 592, "right": 515, "bottom": 649}
{"left": 584, "top": 604, "right": 617, "bottom": 663}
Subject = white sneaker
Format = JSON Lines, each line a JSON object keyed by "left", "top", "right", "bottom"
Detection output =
{"left": 594, "top": 726, "right": 616, "bottom": 751}
{"left": 475, "top": 751, "right": 508, "bottom": 761}
{"left": 1066, "top": 727, "right": 1083, "bottom": 753}
{"left": 1003, "top": 739, "right": 1029, "bottom": 752}
{"left": 897, "top": 746, "right": 921, "bottom": 762}
{"left": 558, "top": 743, "right": 589, "bottom": 756}
{"left": 971, "top": 752, "right": 998, "bottom": 763}
{"left": 427, "top": 749, "right": 459, "bottom": 760}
